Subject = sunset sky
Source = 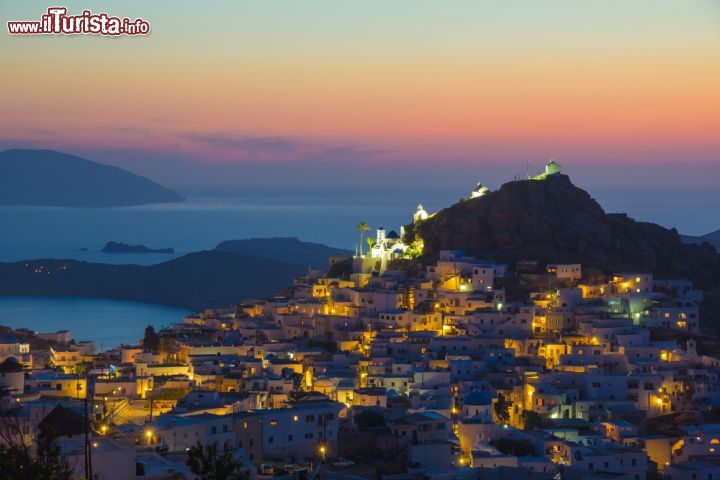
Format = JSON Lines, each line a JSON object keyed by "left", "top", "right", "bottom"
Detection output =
{"left": 1, "top": 0, "right": 719, "bottom": 193}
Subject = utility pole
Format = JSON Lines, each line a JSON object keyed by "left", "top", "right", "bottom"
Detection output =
{"left": 83, "top": 378, "right": 89, "bottom": 479}
{"left": 83, "top": 369, "right": 93, "bottom": 479}
{"left": 89, "top": 381, "right": 93, "bottom": 480}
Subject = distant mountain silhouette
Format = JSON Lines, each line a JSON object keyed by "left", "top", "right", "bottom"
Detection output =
{"left": 683, "top": 229, "right": 720, "bottom": 251}
{"left": 0, "top": 149, "right": 184, "bottom": 207}
{"left": 0, "top": 238, "right": 350, "bottom": 310}
{"left": 0, "top": 251, "right": 302, "bottom": 310}
{"left": 215, "top": 237, "right": 351, "bottom": 269}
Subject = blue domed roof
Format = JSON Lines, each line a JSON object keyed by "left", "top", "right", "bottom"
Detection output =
{"left": 0, "top": 357, "right": 23, "bottom": 373}
{"left": 386, "top": 230, "right": 400, "bottom": 239}
{"left": 463, "top": 391, "right": 492, "bottom": 406}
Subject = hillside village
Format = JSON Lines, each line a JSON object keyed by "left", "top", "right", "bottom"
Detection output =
{"left": 0, "top": 164, "right": 718, "bottom": 480}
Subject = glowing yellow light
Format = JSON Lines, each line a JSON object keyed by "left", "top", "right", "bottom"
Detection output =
{"left": 293, "top": 415, "right": 299, "bottom": 422}
{"left": 92, "top": 442, "right": 98, "bottom": 448}
{"left": 656, "top": 398, "right": 663, "bottom": 406}
{"left": 319, "top": 446, "right": 326, "bottom": 453}
{"left": 100, "top": 425, "right": 108, "bottom": 435}
{"left": 145, "top": 430, "right": 153, "bottom": 438}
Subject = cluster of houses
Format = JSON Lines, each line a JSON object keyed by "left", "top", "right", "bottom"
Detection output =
{"left": 0, "top": 227, "right": 716, "bottom": 479}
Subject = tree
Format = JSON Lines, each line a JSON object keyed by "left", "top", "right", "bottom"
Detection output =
{"left": 159, "top": 334, "right": 175, "bottom": 356}
{"left": 492, "top": 438, "right": 535, "bottom": 457}
{"left": 327, "top": 258, "right": 352, "bottom": 278}
{"left": 493, "top": 394, "right": 511, "bottom": 425}
{"left": 354, "top": 409, "right": 385, "bottom": 430}
{"left": 142, "top": 325, "right": 160, "bottom": 353}
{"left": 34, "top": 425, "right": 74, "bottom": 480}
{"left": 0, "top": 422, "right": 73, "bottom": 480}
{"left": 356, "top": 222, "right": 371, "bottom": 257}
{"left": 145, "top": 388, "right": 188, "bottom": 408}
{"left": 520, "top": 409, "right": 542, "bottom": 431}
{"left": 186, "top": 442, "right": 248, "bottom": 480}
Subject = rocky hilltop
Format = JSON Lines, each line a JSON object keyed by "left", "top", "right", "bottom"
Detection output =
{"left": 405, "top": 174, "right": 719, "bottom": 287}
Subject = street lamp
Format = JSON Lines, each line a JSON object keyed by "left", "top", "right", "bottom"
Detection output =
{"left": 319, "top": 444, "right": 327, "bottom": 463}
{"left": 100, "top": 425, "right": 108, "bottom": 435}
{"left": 145, "top": 429, "right": 153, "bottom": 445}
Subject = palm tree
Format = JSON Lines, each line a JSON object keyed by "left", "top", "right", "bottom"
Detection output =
{"left": 366, "top": 237, "right": 376, "bottom": 253}
{"left": 356, "top": 222, "right": 370, "bottom": 257}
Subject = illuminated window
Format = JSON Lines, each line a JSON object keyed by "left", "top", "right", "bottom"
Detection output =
{"left": 270, "top": 420, "right": 278, "bottom": 426}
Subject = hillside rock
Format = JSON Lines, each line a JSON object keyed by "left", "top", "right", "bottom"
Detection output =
{"left": 405, "top": 174, "right": 719, "bottom": 286}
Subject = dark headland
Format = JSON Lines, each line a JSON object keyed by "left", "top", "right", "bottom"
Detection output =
{"left": 0, "top": 238, "right": 351, "bottom": 310}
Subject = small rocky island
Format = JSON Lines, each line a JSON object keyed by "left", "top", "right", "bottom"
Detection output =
{"left": 101, "top": 241, "right": 174, "bottom": 254}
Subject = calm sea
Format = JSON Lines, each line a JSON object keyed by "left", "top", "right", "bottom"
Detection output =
{"left": 0, "top": 190, "right": 440, "bottom": 265}
{"left": 0, "top": 296, "right": 189, "bottom": 349}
